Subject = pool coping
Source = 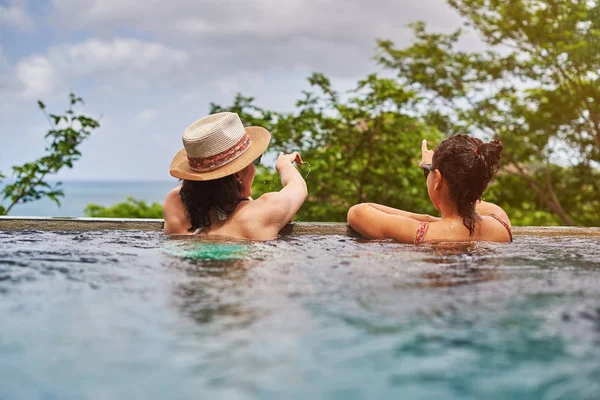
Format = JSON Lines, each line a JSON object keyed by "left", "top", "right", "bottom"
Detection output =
{"left": 0, "top": 216, "right": 599, "bottom": 237}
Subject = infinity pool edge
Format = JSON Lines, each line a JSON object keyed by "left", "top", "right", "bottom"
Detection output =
{"left": 1, "top": 216, "right": 599, "bottom": 237}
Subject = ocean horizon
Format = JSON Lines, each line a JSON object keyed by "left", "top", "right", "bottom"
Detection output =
{"left": 4, "top": 180, "right": 177, "bottom": 217}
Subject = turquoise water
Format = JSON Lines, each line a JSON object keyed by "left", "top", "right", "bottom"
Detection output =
{"left": 1, "top": 231, "right": 599, "bottom": 399}
{"left": 7, "top": 180, "right": 175, "bottom": 217}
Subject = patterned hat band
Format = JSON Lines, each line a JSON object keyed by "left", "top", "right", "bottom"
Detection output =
{"left": 187, "top": 133, "right": 251, "bottom": 172}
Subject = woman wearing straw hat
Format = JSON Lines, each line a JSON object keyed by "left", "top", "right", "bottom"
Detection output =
{"left": 163, "top": 112, "right": 307, "bottom": 239}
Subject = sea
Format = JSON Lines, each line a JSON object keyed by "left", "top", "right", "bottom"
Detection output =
{"left": 5, "top": 180, "right": 177, "bottom": 217}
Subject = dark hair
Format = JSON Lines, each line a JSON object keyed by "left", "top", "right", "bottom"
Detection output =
{"left": 432, "top": 134, "right": 503, "bottom": 235}
{"left": 179, "top": 175, "right": 243, "bottom": 232}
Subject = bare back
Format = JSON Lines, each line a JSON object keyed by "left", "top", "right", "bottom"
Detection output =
{"left": 347, "top": 201, "right": 512, "bottom": 244}
{"left": 163, "top": 176, "right": 307, "bottom": 240}
{"left": 421, "top": 215, "right": 512, "bottom": 243}
{"left": 162, "top": 187, "right": 278, "bottom": 240}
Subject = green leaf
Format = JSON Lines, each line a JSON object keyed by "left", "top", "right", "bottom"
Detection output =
{"left": 0, "top": 93, "right": 99, "bottom": 215}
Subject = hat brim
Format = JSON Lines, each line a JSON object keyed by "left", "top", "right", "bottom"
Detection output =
{"left": 169, "top": 126, "right": 271, "bottom": 181}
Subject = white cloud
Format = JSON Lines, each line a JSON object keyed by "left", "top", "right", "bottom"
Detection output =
{"left": 136, "top": 109, "right": 159, "bottom": 125}
{"left": 0, "top": 0, "right": 34, "bottom": 31}
{"left": 13, "top": 38, "right": 190, "bottom": 99}
{"left": 48, "top": 0, "right": 469, "bottom": 79}
{"left": 1, "top": 0, "right": 480, "bottom": 181}
{"left": 15, "top": 55, "right": 57, "bottom": 99}
{"left": 50, "top": 0, "right": 461, "bottom": 41}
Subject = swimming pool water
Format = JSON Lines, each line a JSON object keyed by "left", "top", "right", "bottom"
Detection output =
{"left": 1, "top": 230, "right": 599, "bottom": 399}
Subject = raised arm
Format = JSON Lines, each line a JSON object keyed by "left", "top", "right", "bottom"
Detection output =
{"left": 276, "top": 152, "right": 308, "bottom": 213}
{"left": 251, "top": 152, "right": 308, "bottom": 235}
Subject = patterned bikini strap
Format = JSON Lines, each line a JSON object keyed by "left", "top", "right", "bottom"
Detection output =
{"left": 414, "top": 221, "right": 430, "bottom": 245}
{"left": 489, "top": 214, "right": 513, "bottom": 242}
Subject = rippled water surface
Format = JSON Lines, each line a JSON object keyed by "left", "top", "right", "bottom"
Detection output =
{"left": 1, "top": 230, "right": 600, "bottom": 399}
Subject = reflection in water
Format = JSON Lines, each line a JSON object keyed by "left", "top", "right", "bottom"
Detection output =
{"left": 417, "top": 242, "right": 503, "bottom": 287}
{"left": 164, "top": 238, "right": 265, "bottom": 328}
{"left": 417, "top": 267, "right": 500, "bottom": 288}
{"left": 2, "top": 231, "right": 600, "bottom": 399}
{"left": 163, "top": 238, "right": 251, "bottom": 262}
{"left": 174, "top": 278, "right": 260, "bottom": 328}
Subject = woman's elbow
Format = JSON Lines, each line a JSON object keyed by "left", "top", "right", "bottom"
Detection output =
{"left": 301, "top": 180, "right": 308, "bottom": 199}
{"left": 347, "top": 204, "right": 366, "bottom": 228}
{"left": 291, "top": 177, "right": 308, "bottom": 200}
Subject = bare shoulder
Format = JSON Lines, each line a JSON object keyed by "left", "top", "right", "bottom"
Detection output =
{"left": 231, "top": 193, "right": 290, "bottom": 240}
{"left": 488, "top": 206, "right": 511, "bottom": 228}
{"left": 252, "top": 192, "right": 280, "bottom": 203}
{"left": 235, "top": 193, "right": 281, "bottom": 222}
{"left": 163, "top": 185, "right": 190, "bottom": 235}
{"left": 480, "top": 215, "right": 512, "bottom": 242}
{"left": 242, "top": 192, "right": 286, "bottom": 215}
{"left": 477, "top": 201, "right": 511, "bottom": 227}
{"left": 163, "top": 185, "right": 186, "bottom": 213}
{"left": 164, "top": 185, "right": 182, "bottom": 204}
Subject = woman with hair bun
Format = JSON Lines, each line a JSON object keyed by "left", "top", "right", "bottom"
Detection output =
{"left": 347, "top": 135, "right": 512, "bottom": 244}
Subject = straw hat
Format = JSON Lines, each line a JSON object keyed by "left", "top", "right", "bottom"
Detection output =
{"left": 169, "top": 112, "right": 271, "bottom": 181}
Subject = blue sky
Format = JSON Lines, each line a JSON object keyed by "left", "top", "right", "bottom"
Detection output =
{"left": 1, "top": 0, "right": 469, "bottom": 181}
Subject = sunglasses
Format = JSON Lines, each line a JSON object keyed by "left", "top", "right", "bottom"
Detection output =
{"left": 421, "top": 163, "right": 434, "bottom": 179}
{"left": 253, "top": 154, "right": 263, "bottom": 167}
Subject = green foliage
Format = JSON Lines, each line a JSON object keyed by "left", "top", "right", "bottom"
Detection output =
{"left": 84, "top": 1, "right": 600, "bottom": 226}
{"left": 206, "top": 0, "right": 599, "bottom": 226}
{"left": 484, "top": 175, "right": 560, "bottom": 226}
{"left": 0, "top": 94, "right": 99, "bottom": 215}
{"left": 84, "top": 197, "right": 163, "bottom": 219}
{"left": 212, "top": 73, "right": 443, "bottom": 222}
{"left": 375, "top": 0, "right": 600, "bottom": 226}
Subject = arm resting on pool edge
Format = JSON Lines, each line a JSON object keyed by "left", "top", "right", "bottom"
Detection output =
{"left": 347, "top": 203, "right": 422, "bottom": 244}
{"left": 363, "top": 203, "right": 440, "bottom": 223}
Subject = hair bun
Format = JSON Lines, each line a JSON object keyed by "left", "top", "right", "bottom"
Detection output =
{"left": 477, "top": 137, "right": 504, "bottom": 177}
